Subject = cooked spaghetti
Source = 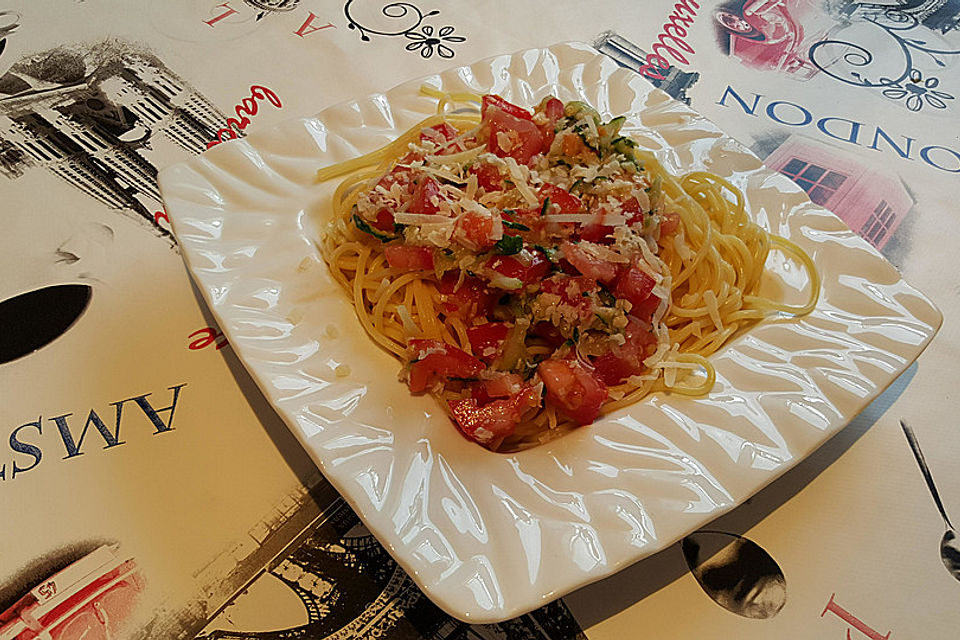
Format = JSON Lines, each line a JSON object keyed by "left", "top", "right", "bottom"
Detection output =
{"left": 318, "top": 91, "right": 819, "bottom": 452}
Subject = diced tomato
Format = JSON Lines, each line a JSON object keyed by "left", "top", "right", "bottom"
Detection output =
{"left": 466, "top": 322, "right": 511, "bottom": 362}
{"left": 536, "top": 96, "right": 565, "bottom": 152}
{"left": 406, "top": 339, "right": 484, "bottom": 393}
{"left": 448, "top": 386, "right": 542, "bottom": 448}
{"left": 592, "top": 317, "right": 658, "bottom": 385}
{"left": 538, "top": 358, "right": 608, "bottom": 425}
{"left": 660, "top": 211, "right": 681, "bottom": 236}
{"left": 540, "top": 275, "right": 598, "bottom": 321}
{"left": 501, "top": 206, "right": 545, "bottom": 235}
{"left": 384, "top": 245, "right": 434, "bottom": 271}
{"left": 560, "top": 241, "right": 619, "bottom": 283}
{"left": 481, "top": 94, "right": 534, "bottom": 121}
{"left": 613, "top": 267, "right": 659, "bottom": 320}
{"left": 579, "top": 222, "right": 614, "bottom": 244}
{"left": 470, "top": 372, "right": 524, "bottom": 404}
{"left": 484, "top": 106, "right": 544, "bottom": 165}
{"left": 622, "top": 197, "right": 644, "bottom": 225}
{"left": 631, "top": 292, "right": 661, "bottom": 321}
{"left": 486, "top": 249, "right": 551, "bottom": 286}
{"left": 410, "top": 175, "right": 446, "bottom": 215}
{"left": 455, "top": 209, "right": 500, "bottom": 251}
{"left": 543, "top": 96, "right": 564, "bottom": 122}
{"left": 538, "top": 183, "right": 582, "bottom": 215}
{"left": 561, "top": 133, "right": 589, "bottom": 158}
{"left": 376, "top": 164, "right": 414, "bottom": 193}
{"left": 531, "top": 321, "right": 565, "bottom": 348}
{"left": 373, "top": 208, "right": 396, "bottom": 233}
{"left": 469, "top": 163, "right": 503, "bottom": 192}
{"left": 420, "top": 123, "right": 460, "bottom": 151}
{"left": 437, "top": 272, "right": 497, "bottom": 320}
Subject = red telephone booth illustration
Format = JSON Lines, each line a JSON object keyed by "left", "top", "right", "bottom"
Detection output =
{"left": 765, "top": 135, "right": 914, "bottom": 250}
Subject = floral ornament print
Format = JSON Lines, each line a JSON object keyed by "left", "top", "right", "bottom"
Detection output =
{"left": 343, "top": 1, "right": 466, "bottom": 58}
{"left": 404, "top": 25, "right": 464, "bottom": 58}
{"left": 881, "top": 70, "right": 955, "bottom": 111}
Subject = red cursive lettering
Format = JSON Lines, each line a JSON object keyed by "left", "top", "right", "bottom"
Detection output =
{"left": 188, "top": 327, "right": 229, "bottom": 351}
{"left": 207, "top": 85, "right": 282, "bottom": 149}
{"left": 154, "top": 209, "right": 169, "bottom": 226}
{"left": 821, "top": 593, "right": 891, "bottom": 640}
{"left": 641, "top": 0, "right": 700, "bottom": 78}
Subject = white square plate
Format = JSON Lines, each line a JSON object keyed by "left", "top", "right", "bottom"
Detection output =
{"left": 158, "top": 43, "right": 941, "bottom": 622}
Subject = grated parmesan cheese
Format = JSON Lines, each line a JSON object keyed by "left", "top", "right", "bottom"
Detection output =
{"left": 704, "top": 289, "right": 723, "bottom": 332}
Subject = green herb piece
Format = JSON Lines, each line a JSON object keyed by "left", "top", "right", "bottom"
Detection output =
{"left": 494, "top": 234, "right": 523, "bottom": 255}
{"left": 598, "top": 290, "right": 616, "bottom": 306}
{"left": 603, "top": 116, "right": 626, "bottom": 138}
{"left": 503, "top": 220, "right": 530, "bottom": 231}
{"left": 522, "top": 360, "right": 539, "bottom": 380}
{"left": 533, "top": 244, "right": 560, "bottom": 262}
{"left": 353, "top": 213, "right": 396, "bottom": 242}
{"left": 539, "top": 197, "right": 551, "bottom": 216}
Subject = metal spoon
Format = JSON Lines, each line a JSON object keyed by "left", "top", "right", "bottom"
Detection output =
{"left": 900, "top": 419, "right": 960, "bottom": 580}
{"left": 681, "top": 530, "right": 786, "bottom": 619}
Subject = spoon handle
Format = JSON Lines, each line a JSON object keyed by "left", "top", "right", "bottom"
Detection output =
{"left": 901, "top": 420, "right": 954, "bottom": 530}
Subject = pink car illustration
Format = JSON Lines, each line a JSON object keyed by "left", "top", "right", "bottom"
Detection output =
{"left": 714, "top": 0, "right": 838, "bottom": 77}
{"left": 0, "top": 546, "right": 144, "bottom": 640}
{"left": 715, "top": 0, "right": 960, "bottom": 78}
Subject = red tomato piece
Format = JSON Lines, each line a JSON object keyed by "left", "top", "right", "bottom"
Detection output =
{"left": 531, "top": 321, "right": 566, "bottom": 348}
{"left": 448, "top": 386, "right": 542, "bottom": 448}
{"left": 410, "top": 175, "right": 446, "bottom": 215}
{"left": 560, "top": 241, "right": 619, "bottom": 283}
{"left": 561, "top": 132, "right": 589, "bottom": 157}
{"left": 466, "top": 322, "right": 511, "bottom": 362}
{"left": 437, "top": 272, "right": 497, "bottom": 320}
{"left": 536, "top": 96, "right": 565, "bottom": 152}
{"left": 470, "top": 372, "right": 524, "bottom": 404}
{"left": 406, "top": 339, "right": 484, "bottom": 393}
{"left": 660, "top": 212, "right": 681, "bottom": 236}
{"left": 485, "top": 106, "right": 544, "bottom": 165}
{"left": 376, "top": 164, "right": 414, "bottom": 193}
{"left": 579, "top": 222, "right": 614, "bottom": 244}
{"left": 469, "top": 163, "right": 504, "bottom": 192}
{"left": 384, "top": 245, "right": 434, "bottom": 271}
{"left": 543, "top": 96, "right": 564, "bottom": 122}
{"left": 482, "top": 94, "right": 534, "bottom": 121}
{"left": 540, "top": 275, "right": 598, "bottom": 321}
{"left": 613, "top": 267, "right": 659, "bottom": 320}
{"left": 373, "top": 208, "right": 396, "bottom": 233}
{"left": 592, "top": 317, "right": 658, "bottom": 385}
{"left": 538, "top": 183, "right": 582, "bottom": 215}
{"left": 455, "top": 210, "right": 499, "bottom": 251}
{"left": 486, "top": 250, "right": 551, "bottom": 285}
{"left": 420, "top": 122, "right": 460, "bottom": 147}
{"left": 622, "top": 197, "right": 644, "bottom": 225}
{"left": 538, "top": 358, "right": 608, "bottom": 425}
{"left": 631, "top": 292, "right": 662, "bottom": 321}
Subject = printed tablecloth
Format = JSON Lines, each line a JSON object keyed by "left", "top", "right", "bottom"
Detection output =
{"left": 0, "top": 2, "right": 957, "bottom": 639}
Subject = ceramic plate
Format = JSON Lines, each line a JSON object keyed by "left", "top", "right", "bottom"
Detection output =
{"left": 158, "top": 43, "right": 942, "bottom": 622}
